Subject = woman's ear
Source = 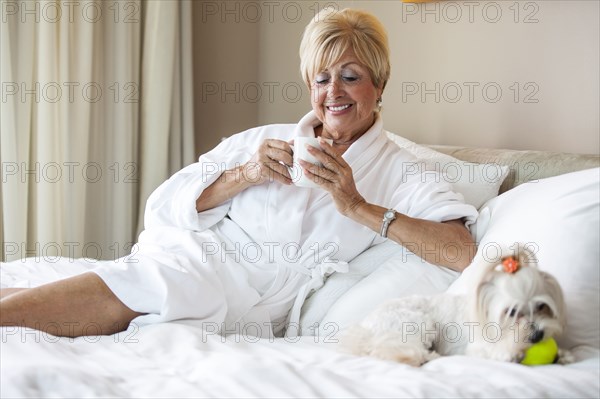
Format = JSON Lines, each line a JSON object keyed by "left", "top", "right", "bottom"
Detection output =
{"left": 377, "top": 84, "right": 385, "bottom": 100}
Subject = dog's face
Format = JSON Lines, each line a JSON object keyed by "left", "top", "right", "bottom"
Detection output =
{"left": 473, "top": 248, "right": 566, "bottom": 349}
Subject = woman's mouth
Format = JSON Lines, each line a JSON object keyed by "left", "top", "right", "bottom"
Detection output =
{"left": 326, "top": 104, "right": 352, "bottom": 112}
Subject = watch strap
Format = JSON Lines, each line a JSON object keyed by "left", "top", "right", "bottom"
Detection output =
{"left": 380, "top": 209, "right": 396, "bottom": 238}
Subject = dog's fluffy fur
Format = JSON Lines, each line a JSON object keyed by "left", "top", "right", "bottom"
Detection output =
{"left": 340, "top": 245, "right": 573, "bottom": 366}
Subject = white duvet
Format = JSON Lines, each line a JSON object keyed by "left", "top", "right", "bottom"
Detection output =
{"left": 2, "top": 245, "right": 600, "bottom": 398}
{"left": 2, "top": 321, "right": 599, "bottom": 398}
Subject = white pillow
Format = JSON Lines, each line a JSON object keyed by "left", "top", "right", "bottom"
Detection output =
{"left": 317, "top": 250, "right": 460, "bottom": 335}
{"left": 299, "top": 240, "right": 403, "bottom": 335}
{"left": 448, "top": 167, "right": 600, "bottom": 350}
{"left": 387, "top": 133, "right": 509, "bottom": 209}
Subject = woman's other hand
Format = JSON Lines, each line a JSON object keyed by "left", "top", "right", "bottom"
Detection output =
{"left": 299, "top": 139, "right": 366, "bottom": 216}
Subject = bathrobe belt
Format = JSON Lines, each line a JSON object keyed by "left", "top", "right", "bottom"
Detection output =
{"left": 283, "top": 257, "right": 349, "bottom": 338}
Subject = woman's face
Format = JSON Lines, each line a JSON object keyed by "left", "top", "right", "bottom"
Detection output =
{"left": 310, "top": 49, "right": 383, "bottom": 144}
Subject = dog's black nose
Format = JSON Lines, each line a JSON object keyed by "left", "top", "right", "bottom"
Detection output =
{"left": 529, "top": 329, "right": 544, "bottom": 343}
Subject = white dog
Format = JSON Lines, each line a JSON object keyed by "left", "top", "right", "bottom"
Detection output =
{"left": 340, "top": 245, "right": 573, "bottom": 366}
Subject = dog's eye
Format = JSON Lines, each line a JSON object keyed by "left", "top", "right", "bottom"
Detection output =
{"left": 536, "top": 303, "right": 549, "bottom": 313}
{"left": 505, "top": 308, "right": 518, "bottom": 317}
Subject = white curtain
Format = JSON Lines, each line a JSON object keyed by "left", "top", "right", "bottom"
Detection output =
{"left": 0, "top": 0, "right": 195, "bottom": 262}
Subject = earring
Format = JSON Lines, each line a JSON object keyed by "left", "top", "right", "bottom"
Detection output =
{"left": 376, "top": 97, "right": 383, "bottom": 111}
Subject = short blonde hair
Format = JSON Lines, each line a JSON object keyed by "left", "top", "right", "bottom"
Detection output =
{"left": 299, "top": 8, "right": 391, "bottom": 90}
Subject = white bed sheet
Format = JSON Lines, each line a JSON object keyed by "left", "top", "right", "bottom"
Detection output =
{"left": 2, "top": 260, "right": 599, "bottom": 398}
{"left": 1, "top": 322, "right": 599, "bottom": 398}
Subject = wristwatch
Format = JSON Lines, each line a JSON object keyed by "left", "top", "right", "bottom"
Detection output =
{"left": 380, "top": 209, "right": 397, "bottom": 238}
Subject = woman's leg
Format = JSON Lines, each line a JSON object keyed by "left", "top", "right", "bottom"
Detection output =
{"left": 0, "top": 272, "right": 144, "bottom": 337}
{"left": 0, "top": 288, "right": 27, "bottom": 299}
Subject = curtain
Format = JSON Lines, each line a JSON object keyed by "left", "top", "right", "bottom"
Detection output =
{"left": 0, "top": 0, "right": 195, "bottom": 262}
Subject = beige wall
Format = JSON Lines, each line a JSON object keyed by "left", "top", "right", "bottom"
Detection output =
{"left": 193, "top": 1, "right": 599, "bottom": 157}
{"left": 192, "top": 1, "right": 261, "bottom": 155}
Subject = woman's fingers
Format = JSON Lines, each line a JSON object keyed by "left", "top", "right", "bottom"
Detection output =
{"left": 265, "top": 139, "right": 294, "bottom": 167}
{"left": 263, "top": 139, "right": 293, "bottom": 182}
{"left": 305, "top": 141, "right": 345, "bottom": 173}
{"left": 268, "top": 161, "right": 293, "bottom": 183}
{"left": 299, "top": 143, "right": 365, "bottom": 215}
{"left": 243, "top": 139, "right": 293, "bottom": 185}
{"left": 298, "top": 159, "right": 335, "bottom": 185}
{"left": 244, "top": 160, "right": 291, "bottom": 184}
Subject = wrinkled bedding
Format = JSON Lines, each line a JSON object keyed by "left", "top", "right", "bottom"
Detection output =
{"left": 1, "top": 255, "right": 600, "bottom": 398}
{"left": 2, "top": 321, "right": 599, "bottom": 398}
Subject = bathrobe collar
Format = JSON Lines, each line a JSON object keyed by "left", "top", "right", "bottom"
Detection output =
{"left": 294, "top": 110, "right": 387, "bottom": 185}
{"left": 294, "top": 110, "right": 385, "bottom": 163}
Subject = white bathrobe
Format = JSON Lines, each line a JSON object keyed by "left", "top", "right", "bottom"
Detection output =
{"left": 3, "top": 111, "right": 477, "bottom": 338}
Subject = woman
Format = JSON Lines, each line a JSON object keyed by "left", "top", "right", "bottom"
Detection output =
{"left": 0, "top": 8, "right": 477, "bottom": 338}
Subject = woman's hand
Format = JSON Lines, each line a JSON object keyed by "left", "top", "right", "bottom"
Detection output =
{"left": 196, "top": 138, "right": 293, "bottom": 213}
{"left": 299, "top": 139, "right": 366, "bottom": 216}
{"left": 244, "top": 139, "right": 294, "bottom": 186}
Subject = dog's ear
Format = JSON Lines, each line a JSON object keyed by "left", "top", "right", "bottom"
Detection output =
{"left": 472, "top": 280, "right": 493, "bottom": 322}
{"left": 541, "top": 271, "right": 567, "bottom": 328}
{"left": 469, "top": 262, "right": 501, "bottom": 323}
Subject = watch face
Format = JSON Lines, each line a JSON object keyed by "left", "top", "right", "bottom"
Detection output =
{"left": 384, "top": 210, "right": 395, "bottom": 219}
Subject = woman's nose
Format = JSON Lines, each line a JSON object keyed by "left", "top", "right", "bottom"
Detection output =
{"left": 327, "top": 78, "right": 344, "bottom": 97}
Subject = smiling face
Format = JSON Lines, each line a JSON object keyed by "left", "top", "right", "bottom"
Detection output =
{"left": 310, "top": 50, "right": 383, "bottom": 145}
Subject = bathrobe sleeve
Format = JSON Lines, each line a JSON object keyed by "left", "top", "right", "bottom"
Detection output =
{"left": 143, "top": 129, "right": 261, "bottom": 232}
{"left": 394, "top": 164, "right": 478, "bottom": 225}
{"left": 368, "top": 166, "right": 478, "bottom": 247}
{"left": 355, "top": 137, "right": 478, "bottom": 231}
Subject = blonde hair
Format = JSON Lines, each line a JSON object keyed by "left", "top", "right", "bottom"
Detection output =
{"left": 299, "top": 8, "right": 391, "bottom": 91}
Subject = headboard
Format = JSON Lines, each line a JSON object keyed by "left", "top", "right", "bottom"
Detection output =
{"left": 429, "top": 145, "right": 600, "bottom": 194}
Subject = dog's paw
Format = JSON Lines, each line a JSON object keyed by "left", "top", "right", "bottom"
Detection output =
{"left": 512, "top": 350, "right": 526, "bottom": 364}
{"left": 495, "top": 351, "right": 525, "bottom": 363}
{"left": 367, "top": 342, "right": 440, "bottom": 367}
{"left": 424, "top": 350, "right": 441, "bottom": 363}
{"left": 556, "top": 349, "right": 575, "bottom": 364}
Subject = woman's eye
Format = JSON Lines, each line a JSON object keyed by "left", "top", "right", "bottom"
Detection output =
{"left": 314, "top": 73, "right": 359, "bottom": 85}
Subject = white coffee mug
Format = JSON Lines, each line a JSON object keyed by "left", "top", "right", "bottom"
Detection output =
{"left": 289, "top": 137, "right": 333, "bottom": 188}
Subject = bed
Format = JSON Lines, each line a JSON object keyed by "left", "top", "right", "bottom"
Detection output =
{"left": 2, "top": 138, "right": 599, "bottom": 398}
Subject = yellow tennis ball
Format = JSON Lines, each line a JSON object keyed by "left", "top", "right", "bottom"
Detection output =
{"left": 521, "top": 338, "right": 559, "bottom": 366}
